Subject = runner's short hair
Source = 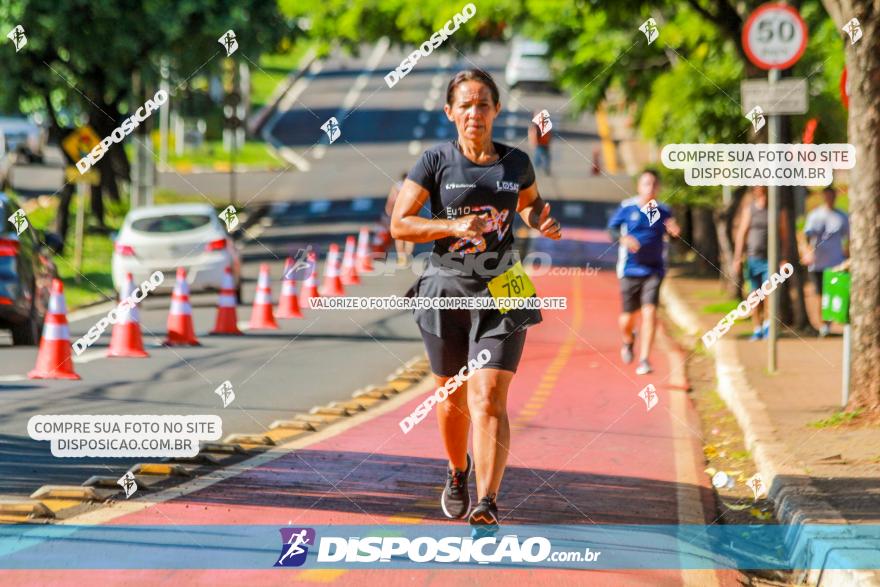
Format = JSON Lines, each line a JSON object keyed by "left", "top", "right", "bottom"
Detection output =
{"left": 446, "top": 69, "right": 500, "bottom": 106}
{"left": 640, "top": 168, "right": 660, "bottom": 181}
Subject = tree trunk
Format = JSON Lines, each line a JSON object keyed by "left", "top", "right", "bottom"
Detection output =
{"left": 780, "top": 187, "right": 813, "bottom": 333}
{"left": 690, "top": 206, "right": 719, "bottom": 276}
{"left": 715, "top": 187, "right": 745, "bottom": 298}
{"left": 54, "top": 184, "right": 74, "bottom": 253}
{"left": 823, "top": 0, "right": 880, "bottom": 410}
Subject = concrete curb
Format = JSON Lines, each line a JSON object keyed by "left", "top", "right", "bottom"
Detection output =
{"left": 661, "top": 278, "right": 880, "bottom": 586}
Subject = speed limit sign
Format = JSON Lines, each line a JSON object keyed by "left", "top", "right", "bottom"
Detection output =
{"left": 742, "top": 3, "right": 808, "bottom": 70}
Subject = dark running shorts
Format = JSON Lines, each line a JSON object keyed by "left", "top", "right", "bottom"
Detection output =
{"left": 620, "top": 274, "right": 663, "bottom": 312}
{"left": 418, "top": 309, "right": 528, "bottom": 376}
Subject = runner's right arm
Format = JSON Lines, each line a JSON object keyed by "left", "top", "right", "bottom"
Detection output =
{"left": 390, "top": 179, "right": 486, "bottom": 244}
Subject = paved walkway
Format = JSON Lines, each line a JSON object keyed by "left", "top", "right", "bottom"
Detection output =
{"left": 5, "top": 271, "right": 739, "bottom": 586}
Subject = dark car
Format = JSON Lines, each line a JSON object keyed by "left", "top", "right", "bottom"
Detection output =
{"left": 0, "top": 192, "right": 61, "bottom": 345}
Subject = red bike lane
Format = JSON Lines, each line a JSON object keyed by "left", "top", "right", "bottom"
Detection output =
{"left": 6, "top": 271, "right": 739, "bottom": 586}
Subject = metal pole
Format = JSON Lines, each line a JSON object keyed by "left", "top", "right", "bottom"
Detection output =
{"left": 74, "top": 182, "right": 87, "bottom": 283}
{"left": 767, "top": 68, "right": 780, "bottom": 373}
{"left": 159, "top": 57, "right": 170, "bottom": 169}
{"left": 229, "top": 128, "right": 236, "bottom": 207}
{"left": 842, "top": 324, "right": 851, "bottom": 407}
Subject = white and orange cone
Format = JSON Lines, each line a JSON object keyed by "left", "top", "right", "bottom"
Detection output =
{"left": 356, "top": 226, "right": 373, "bottom": 273}
{"left": 107, "top": 272, "right": 149, "bottom": 358}
{"left": 340, "top": 235, "right": 361, "bottom": 286}
{"left": 211, "top": 266, "right": 243, "bottom": 335}
{"left": 248, "top": 263, "right": 279, "bottom": 330}
{"left": 299, "top": 251, "right": 320, "bottom": 305}
{"left": 28, "top": 279, "right": 80, "bottom": 380}
{"left": 164, "top": 267, "right": 200, "bottom": 346}
{"left": 320, "top": 244, "right": 345, "bottom": 296}
{"left": 276, "top": 258, "right": 303, "bottom": 319}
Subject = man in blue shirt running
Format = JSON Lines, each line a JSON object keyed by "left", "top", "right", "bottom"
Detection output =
{"left": 607, "top": 170, "right": 680, "bottom": 375}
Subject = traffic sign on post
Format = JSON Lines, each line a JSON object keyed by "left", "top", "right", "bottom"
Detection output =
{"left": 742, "top": 3, "right": 808, "bottom": 375}
{"left": 742, "top": 3, "right": 808, "bottom": 71}
{"left": 61, "top": 126, "right": 101, "bottom": 165}
{"left": 741, "top": 78, "right": 808, "bottom": 115}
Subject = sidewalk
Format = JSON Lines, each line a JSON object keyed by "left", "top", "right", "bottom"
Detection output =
{"left": 2, "top": 271, "right": 737, "bottom": 586}
{"left": 662, "top": 271, "right": 880, "bottom": 585}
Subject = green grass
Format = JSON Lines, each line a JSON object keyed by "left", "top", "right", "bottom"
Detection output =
{"left": 701, "top": 300, "right": 741, "bottom": 314}
{"left": 250, "top": 44, "right": 312, "bottom": 111}
{"left": 25, "top": 196, "right": 127, "bottom": 309}
{"left": 808, "top": 408, "right": 863, "bottom": 429}
{"left": 165, "top": 140, "right": 282, "bottom": 169}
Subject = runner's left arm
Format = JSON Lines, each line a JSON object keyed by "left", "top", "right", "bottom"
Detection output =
{"left": 517, "top": 182, "right": 561, "bottom": 240}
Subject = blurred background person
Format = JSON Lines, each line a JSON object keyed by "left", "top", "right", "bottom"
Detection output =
{"left": 802, "top": 186, "right": 849, "bottom": 337}
{"left": 384, "top": 172, "right": 415, "bottom": 266}
{"left": 733, "top": 185, "right": 791, "bottom": 341}
{"left": 528, "top": 109, "right": 552, "bottom": 176}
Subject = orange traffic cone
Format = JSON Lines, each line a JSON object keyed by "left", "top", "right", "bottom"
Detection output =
{"left": 299, "top": 251, "right": 320, "bottom": 306}
{"left": 164, "top": 267, "right": 200, "bottom": 346}
{"left": 356, "top": 226, "right": 373, "bottom": 273}
{"left": 107, "top": 272, "right": 149, "bottom": 358}
{"left": 28, "top": 279, "right": 80, "bottom": 380}
{"left": 248, "top": 263, "right": 279, "bottom": 329}
{"left": 211, "top": 266, "right": 243, "bottom": 335}
{"left": 276, "top": 258, "right": 303, "bottom": 319}
{"left": 320, "top": 244, "right": 345, "bottom": 296}
{"left": 341, "top": 235, "right": 361, "bottom": 286}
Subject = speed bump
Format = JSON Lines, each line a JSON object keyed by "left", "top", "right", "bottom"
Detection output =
{"left": 385, "top": 377, "right": 415, "bottom": 392}
{"left": 200, "top": 442, "right": 246, "bottom": 454}
{"left": 0, "top": 499, "right": 54, "bottom": 520}
{"left": 309, "top": 406, "right": 354, "bottom": 417}
{"left": 269, "top": 419, "right": 316, "bottom": 432}
{"left": 352, "top": 387, "right": 392, "bottom": 400}
{"left": 328, "top": 400, "right": 368, "bottom": 412}
{"left": 223, "top": 434, "right": 275, "bottom": 447}
{"left": 129, "top": 463, "right": 193, "bottom": 477}
{"left": 30, "top": 485, "right": 103, "bottom": 502}
{"left": 294, "top": 413, "right": 342, "bottom": 425}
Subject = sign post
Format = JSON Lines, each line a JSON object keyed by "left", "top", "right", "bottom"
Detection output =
{"left": 742, "top": 3, "right": 808, "bottom": 374}
{"left": 821, "top": 270, "right": 851, "bottom": 406}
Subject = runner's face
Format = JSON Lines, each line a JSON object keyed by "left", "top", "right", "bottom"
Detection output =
{"left": 637, "top": 173, "right": 658, "bottom": 199}
{"left": 445, "top": 81, "right": 499, "bottom": 142}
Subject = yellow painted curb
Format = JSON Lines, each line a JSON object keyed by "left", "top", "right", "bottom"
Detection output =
{"left": 0, "top": 500, "right": 54, "bottom": 519}
{"left": 269, "top": 419, "right": 316, "bottom": 432}
{"left": 30, "top": 485, "right": 103, "bottom": 502}
{"left": 129, "top": 463, "right": 193, "bottom": 477}
{"left": 223, "top": 434, "right": 275, "bottom": 447}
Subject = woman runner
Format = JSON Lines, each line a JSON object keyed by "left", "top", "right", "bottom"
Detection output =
{"left": 390, "top": 69, "right": 562, "bottom": 526}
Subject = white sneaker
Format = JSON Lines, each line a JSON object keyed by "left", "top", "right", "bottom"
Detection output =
{"left": 635, "top": 359, "right": 653, "bottom": 375}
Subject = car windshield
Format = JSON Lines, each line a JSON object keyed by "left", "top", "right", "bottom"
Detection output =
{"left": 131, "top": 214, "right": 212, "bottom": 233}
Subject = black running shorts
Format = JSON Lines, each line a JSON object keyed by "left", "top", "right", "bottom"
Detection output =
{"left": 620, "top": 274, "right": 663, "bottom": 312}
{"left": 419, "top": 309, "right": 528, "bottom": 376}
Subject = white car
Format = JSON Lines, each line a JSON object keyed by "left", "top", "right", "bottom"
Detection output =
{"left": 112, "top": 204, "right": 241, "bottom": 298}
{"left": 505, "top": 38, "right": 552, "bottom": 89}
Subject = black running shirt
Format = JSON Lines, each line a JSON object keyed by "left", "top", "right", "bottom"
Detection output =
{"left": 406, "top": 139, "right": 535, "bottom": 263}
